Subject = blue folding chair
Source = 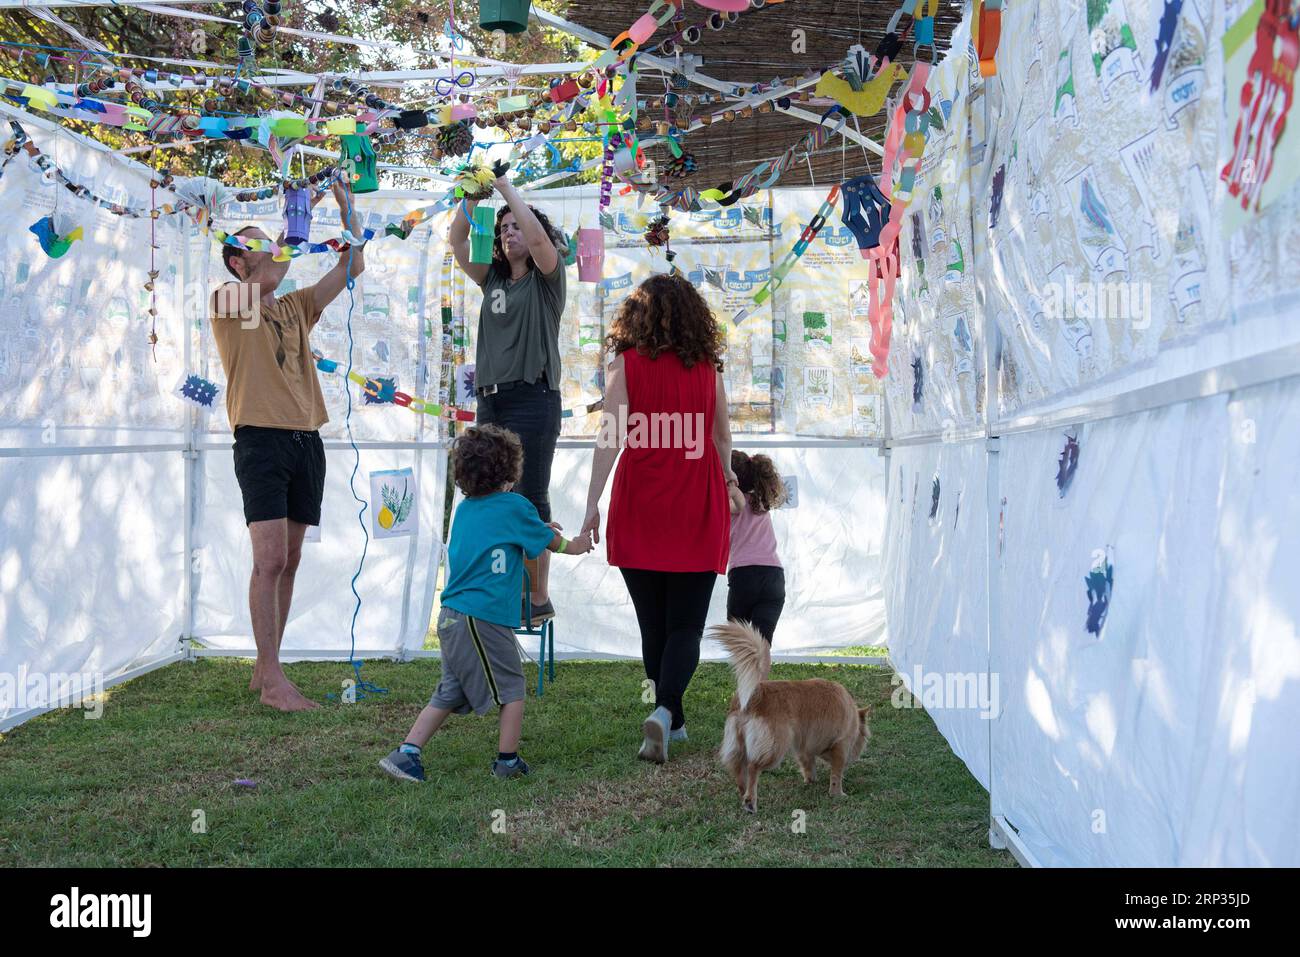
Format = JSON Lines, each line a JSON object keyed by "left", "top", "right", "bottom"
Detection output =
{"left": 516, "top": 566, "right": 555, "bottom": 696}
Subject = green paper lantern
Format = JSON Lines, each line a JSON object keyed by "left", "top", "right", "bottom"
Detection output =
{"left": 339, "top": 133, "right": 378, "bottom": 193}
{"left": 479, "top": 0, "right": 532, "bottom": 34}
{"left": 469, "top": 204, "right": 497, "bottom": 264}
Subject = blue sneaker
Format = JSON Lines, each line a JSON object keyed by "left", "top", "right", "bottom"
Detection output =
{"left": 669, "top": 726, "right": 688, "bottom": 743}
{"left": 379, "top": 748, "right": 425, "bottom": 782}
{"left": 492, "top": 756, "right": 531, "bottom": 778}
{"left": 639, "top": 706, "right": 672, "bottom": 763}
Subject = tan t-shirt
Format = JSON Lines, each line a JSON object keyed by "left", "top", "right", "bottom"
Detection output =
{"left": 210, "top": 285, "right": 329, "bottom": 431}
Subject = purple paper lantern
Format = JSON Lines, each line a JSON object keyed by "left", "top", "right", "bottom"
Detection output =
{"left": 283, "top": 186, "right": 312, "bottom": 245}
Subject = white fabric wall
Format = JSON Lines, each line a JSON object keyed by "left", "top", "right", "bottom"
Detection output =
{"left": 0, "top": 108, "right": 191, "bottom": 726}
{"left": 883, "top": 438, "right": 990, "bottom": 788}
{"left": 500, "top": 442, "right": 888, "bottom": 657}
{"left": 880, "top": 0, "right": 1300, "bottom": 866}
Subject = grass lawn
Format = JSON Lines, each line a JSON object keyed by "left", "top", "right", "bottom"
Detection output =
{"left": 0, "top": 657, "right": 1011, "bottom": 867}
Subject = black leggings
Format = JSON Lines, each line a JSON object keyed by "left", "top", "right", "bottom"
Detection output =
{"left": 475, "top": 381, "right": 561, "bottom": 523}
{"left": 619, "top": 568, "right": 717, "bottom": 730}
{"left": 726, "top": 565, "right": 785, "bottom": 644}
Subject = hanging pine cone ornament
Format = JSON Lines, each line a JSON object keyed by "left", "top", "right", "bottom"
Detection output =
{"left": 665, "top": 151, "right": 697, "bottom": 179}
{"left": 645, "top": 215, "right": 671, "bottom": 248}
{"left": 455, "top": 157, "right": 497, "bottom": 200}
{"left": 437, "top": 120, "right": 475, "bottom": 158}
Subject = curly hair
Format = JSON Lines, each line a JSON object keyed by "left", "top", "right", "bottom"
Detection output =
{"left": 604, "top": 272, "right": 726, "bottom": 371}
{"left": 732, "top": 450, "right": 786, "bottom": 513}
{"left": 490, "top": 204, "right": 566, "bottom": 282}
{"left": 450, "top": 424, "right": 524, "bottom": 497}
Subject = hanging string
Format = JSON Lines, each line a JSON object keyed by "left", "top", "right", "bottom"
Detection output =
{"left": 338, "top": 183, "right": 386, "bottom": 702}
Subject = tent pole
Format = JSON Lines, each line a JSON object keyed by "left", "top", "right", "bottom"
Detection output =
{"left": 181, "top": 214, "right": 197, "bottom": 661}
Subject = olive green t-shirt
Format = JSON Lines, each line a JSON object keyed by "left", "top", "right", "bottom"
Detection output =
{"left": 475, "top": 257, "right": 565, "bottom": 390}
{"left": 210, "top": 285, "right": 329, "bottom": 431}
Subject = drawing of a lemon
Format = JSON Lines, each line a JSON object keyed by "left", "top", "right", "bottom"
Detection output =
{"left": 378, "top": 506, "right": 395, "bottom": 529}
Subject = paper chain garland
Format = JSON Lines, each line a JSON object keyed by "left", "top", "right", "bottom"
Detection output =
{"left": 212, "top": 225, "right": 376, "bottom": 261}
{"left": 731, "top": 184, "right": 839, "bottom": 324}
{"left": 311, "top": 350, "right": 604, "bottom": 423}
{"left": 2, "top": 120, "right": 189, "bottom": 219}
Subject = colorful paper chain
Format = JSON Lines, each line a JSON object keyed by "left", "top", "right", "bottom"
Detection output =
{"left": 2, "top": 120, "right": 189, "bottom": 218}
{"left": 213, "top": 226, "right": 376, "bottom": 261}
{"left": 732, "top": 183, "right": 839, "bottom": 324}
{"left": 312, "top": 350, "right": 604, "bottom": 422}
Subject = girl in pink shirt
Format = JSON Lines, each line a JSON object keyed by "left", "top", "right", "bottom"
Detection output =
{"left": 727, "top": 451, "right": 787, "bottom": 644}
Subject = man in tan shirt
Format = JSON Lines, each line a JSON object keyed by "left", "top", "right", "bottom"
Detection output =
{"left": 210, "top": 176, "right": 364, "bottom": 712}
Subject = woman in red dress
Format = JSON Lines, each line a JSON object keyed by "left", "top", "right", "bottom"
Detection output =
{"left": 580, "top": 274, "right": 744, "bottom": 763}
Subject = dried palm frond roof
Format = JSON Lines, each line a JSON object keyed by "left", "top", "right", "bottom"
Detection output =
{"left": 550, "top": 0, "right": 964, "bottom": 189}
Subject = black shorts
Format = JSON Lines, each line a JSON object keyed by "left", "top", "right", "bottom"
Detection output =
{"left": 475, "top": 380, "right": 561, "bottom": 524}
{"left": 232, "top": 426, "right": 326, "bottom": 526}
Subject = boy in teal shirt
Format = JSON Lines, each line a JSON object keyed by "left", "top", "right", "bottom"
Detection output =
{"left": 380, "top": 425, "right": 591, "bottom": 782}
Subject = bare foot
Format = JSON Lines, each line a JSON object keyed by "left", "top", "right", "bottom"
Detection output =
{"left": 252, "top": 669, "right": 304, "bottom": 694}
{"left": 260, "top": 682, "right": 320, "bottom": 712}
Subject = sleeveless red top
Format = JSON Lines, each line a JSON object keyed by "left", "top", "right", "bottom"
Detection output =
{"left": 605, "top": 348, "right": 729, "bottom": 574}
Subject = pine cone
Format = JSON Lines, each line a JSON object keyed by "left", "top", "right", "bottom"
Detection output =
{"left": 437, "top": 121, "right": 474, "bottom": 158}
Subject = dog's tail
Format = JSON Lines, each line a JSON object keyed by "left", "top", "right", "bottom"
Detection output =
{"left": 709, "top": 620, "right": 771, "bottom": 710}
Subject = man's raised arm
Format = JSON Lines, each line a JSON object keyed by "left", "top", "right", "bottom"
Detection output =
{"left": 311, "top": 177, "right": 367, "bottom": 314}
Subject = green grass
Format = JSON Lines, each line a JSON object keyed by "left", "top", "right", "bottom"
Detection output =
{"left": 0, "top": 658, "right": 1011, "bottom": 867}
{"left": 813, "top": 645, "right": 889, "bottom": 657}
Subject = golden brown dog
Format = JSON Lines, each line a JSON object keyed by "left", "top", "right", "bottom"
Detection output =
{"left": 712, "top": 620, "right": 870, "bottom": 813}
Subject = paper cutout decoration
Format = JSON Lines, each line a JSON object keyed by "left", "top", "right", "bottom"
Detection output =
{"left": 694, "top": 0, "right": 748, "bottom": 11}
{"left": 339, "top": 133, "right": 378, "bottom": 193}
{"left": 371, "top": 468, "right": 417, "bottom": 538}
{"left": 1056, "top": 434, "right": 1080, "bottom": 497}
{"left": 175, "top": 373, "right": 222, "bottom": 411}
{"left": 361, "top": 376, "right": 397, "bottom": 405}
{"left": 469, "top": 204, "right": 497, "bottom": 264}
{"left": 28, "top": 215, "right": 83, "bottom": 258}
{"left": 782, "top": 475, "right": 798, "bottom": 509}
{"left": 577, "top": 227, "right": 605, "bottom": 282}
{"left": 1085, "top": 555, "right": 1114, "bottom": 637}
{"left": 1221, "top": 0, "right": 1300, "bottom": 218}
{"left": 457, "top": 364, "right": 477, "bottom": 405}
{"left": 283, "top": 186, "right": 312, "bottom": 246}
{"left": 816, "top": 63, "right": 907, "bottom": 116}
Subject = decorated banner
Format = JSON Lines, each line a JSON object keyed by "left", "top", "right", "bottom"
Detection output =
{"left": 370, "top": 468, "right": 417, "bottom": 538}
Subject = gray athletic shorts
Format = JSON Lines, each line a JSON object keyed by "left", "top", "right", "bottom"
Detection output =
{"left": 430, "top": 607, "right": 525, "bottom": 715}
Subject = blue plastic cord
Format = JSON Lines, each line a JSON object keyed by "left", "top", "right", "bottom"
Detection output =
{"left": 335, "top": 184, "right": 387, "bottom": 702}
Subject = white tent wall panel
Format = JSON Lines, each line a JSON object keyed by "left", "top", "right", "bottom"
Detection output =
{"left": 544, "top": 443, "right": 888, "bottom": 657}
{"left": 882, "top": 438, "right": 990, "bottom": 789}
{"left": 192, "top": 444, "right": 444, "bottom": 655}
{"left": 989, "top": 378, "right": 1300, "bottom": 867}
{"left": 0, "top": 451, "right": 186, "bottom": 726}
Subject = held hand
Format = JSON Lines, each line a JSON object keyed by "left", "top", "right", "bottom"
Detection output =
{"left": 580, "top": 505, "right": 601, "bottom": 545}
{"left": 728, "top": 485, "right": 745, "bottom": 515}
{"left": 566, "top": 530, "right": 594, "bottom": 555}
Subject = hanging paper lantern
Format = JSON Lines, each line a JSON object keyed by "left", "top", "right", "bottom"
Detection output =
{"left": 338, "top": 133, "right": 378, "bottom": 193}
{"left": 283, "top": 186, "right": 312, "bottom": 245}
{"left": 437, "top": 119, "right": 475, "bottom": 158}
{"left": 479, "top": 0, "right": 531, "bottom": 34}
